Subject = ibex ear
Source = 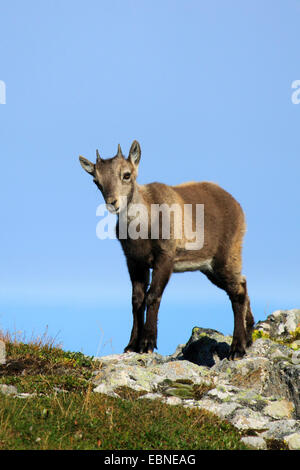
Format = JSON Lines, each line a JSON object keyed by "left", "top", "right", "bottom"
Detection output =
{"left": 128, "top": 140, "right": 141, "bottom": 167}
{"left": 79, "top": 156, "right": 95, "bottom": 176}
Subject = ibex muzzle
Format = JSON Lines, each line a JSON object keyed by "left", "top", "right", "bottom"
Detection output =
{"left": 79, "top": 140, "right": 254, "bottom": 359}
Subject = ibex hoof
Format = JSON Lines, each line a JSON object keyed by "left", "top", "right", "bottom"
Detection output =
{"left": 124, "top": 343, "right": 139, "bottom": 353}
{"left": 138, "top": 336, "right": 156, "bottom": 354}
{"left": 228, "top": 340, "right": 246, "bottom": 361}
{"left": 124, "top": 347, "right": 136, "bottom": 353}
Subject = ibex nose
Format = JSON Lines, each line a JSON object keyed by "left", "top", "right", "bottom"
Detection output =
{"left": 106, "top": 198, "right": 119, "bottom": 213}
{"left": 107, "top": 199, "right": 117, "bottom": 207}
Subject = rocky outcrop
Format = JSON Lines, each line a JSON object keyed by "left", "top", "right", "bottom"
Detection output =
{"left": 92, "top": 309, "right": 300, "bottom": 450}
{"left": 0, "top": 310, "right": 299, "bottom": 449}
{"left": 255, "top": 309, "right": 300, "bottom": 344}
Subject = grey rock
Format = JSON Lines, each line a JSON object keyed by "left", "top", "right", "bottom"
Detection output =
{"left": 0, "top": 384, "right": 37, "bottom": 399}
{"left": 255, "top": 309, "right": 300, "bottom": 342}
{"left": 230, "top": 408, "right": 271, "bottom": 430}
{"left": 283, "top": 432, "right": 300, "bottom": 450}
{"left": 164, "top": 396, "right": 183, "bottom": 406}
{"left": 0, "top": 384, "right": 18, "bottom": 395}
{"left": 240, "top": 436, "right": 267, "bottom": 450}
{"left": 260, "top": 420, "right": 299, "bottom": 439}
{"left": 248, "top": 337, "right": 290, "bottom": 359}
{"left": 197, "top": 398, "right": 241, "bottom": 419}
{"left": 206, "top": 386, "right": 235, "bottom": 402}
{"left": 138, "top": 392, "right": 162, "bottom": 401}
{"left": 275, "top": 362, "right": 300, "bottom": 417}
{"left": 263, "top": 399, "right": 294, "bottom": 419}
{"left": 291, "top": 347, "right": 300, "bottom": 360}
{"left": 0, "top": 340, "right": 6, "bottom": 365}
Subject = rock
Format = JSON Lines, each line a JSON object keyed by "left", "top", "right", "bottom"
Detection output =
{"left": 181, "top": 327, "right": 231, "bottom": 366}
{"left": 164, "top": 396, "right": 182, "bottom": 406}
{"left": 248, "top": 337, "right": 290, "bottom": 359}
{"left": 291, "top": 350, "right": 300, "bottom": 364}
{"left": 212, "top": 355, "right": 272, "bottom": 395}
{"left": 255, "top": 309, "right": 300, "bottom": 343}
{"left": 283, "top": 432, "right": 300, "bottom": 450}
{"left": 0, "top": 340, "right": 6, "bottom": 365}
{"left": 206, "top": 386, "right": 235, "bottom": 402}
{"left": 240, "top": 436, "right": 267, "bottom": 450}
{"left": 230, "top": 408, "right": 270, "bottom": 430}
{"left": 271, "top": 361, "right": 300, "bottom": 417}
{"left": 93, "top": 353, "right": 210, "bottom": 398}
{"left": 0, "top": 384, "right": 18, "bottom": 395}
{"left": 260, "top": 420, "right": 298, "bottom": 439}
{"left": 263, "top": 399, "right": 294, "bottom": 419}
{"left": 91, "top": 309, "right": 300, "bottom": 446}
{"left": 138, "top": 392, "right": 162, "bottom": 401}
{"left": 291, "top": 340, "right": 300, "bottom": 351}
{"left": 211, "top": 335, "right": 300, "bottom": 418}
{"left": 197, "top": 398, "right": 241, "bottom": 419}
{"left": 0, "top": 384, "right": 37, "bottom": 399}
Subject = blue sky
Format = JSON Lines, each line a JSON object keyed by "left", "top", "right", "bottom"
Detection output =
{"left": 0, "top": 0, "right": 300, "bottom": 357}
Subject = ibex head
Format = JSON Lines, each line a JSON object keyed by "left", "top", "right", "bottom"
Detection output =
{"left": 79, "top": 140, "right": 141, "bottom": 214}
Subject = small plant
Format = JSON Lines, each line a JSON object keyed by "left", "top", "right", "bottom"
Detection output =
{"left": 252, "top": 329, "right": 270, "bottom": 342}
{"left": 252, "top": 328, "right": 300, "bottom": 350}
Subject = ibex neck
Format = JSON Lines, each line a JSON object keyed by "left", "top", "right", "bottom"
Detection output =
{"left": 118, "top": 183, "right": 145, "bottom": 220}
{"left": 129, "top": 183, "right": 144, "bottom": 206}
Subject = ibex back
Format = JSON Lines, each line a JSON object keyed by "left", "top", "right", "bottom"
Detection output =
{"left": 79, "top": 141, "right": 254, "bottom": 359}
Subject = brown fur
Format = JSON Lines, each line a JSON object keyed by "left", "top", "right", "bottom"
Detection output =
{"left": 79, "top": 141, "right": 254, "bottom": 359}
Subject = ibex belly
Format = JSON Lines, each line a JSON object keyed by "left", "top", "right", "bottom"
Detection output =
{"left": 173, "top": 258, "right": 213, "bottom": 273}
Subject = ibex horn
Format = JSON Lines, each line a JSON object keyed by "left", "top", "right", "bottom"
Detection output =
{"left": 117, "top": 144, "right": 123, "bottom": 157}
{"left": 96, "top": 149, "right": 101, "bottom": 163}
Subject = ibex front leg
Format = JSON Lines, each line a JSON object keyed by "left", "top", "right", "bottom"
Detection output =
{"left": 139, "top": 254, "right": 174, "bottom": 353}
{"left": 125, "top": 260, "right": 150, "bottom": 353}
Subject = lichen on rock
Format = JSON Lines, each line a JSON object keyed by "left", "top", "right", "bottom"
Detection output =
{"left": 91, "top": 309, "right": 300, "bottom": 450}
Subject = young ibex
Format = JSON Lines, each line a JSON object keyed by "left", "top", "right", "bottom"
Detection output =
{"left": 79, "top": 141, "right": 254, "bottom": 359}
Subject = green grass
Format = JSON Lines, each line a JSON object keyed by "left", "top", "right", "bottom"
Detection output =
{"left": 0, "top": 392, "right": 249, "bottom": 450}
{"left": 0, "top": 334, "right": 250, "bottom": 450}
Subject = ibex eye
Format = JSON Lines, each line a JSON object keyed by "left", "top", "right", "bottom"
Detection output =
{"left": 123, "top": 172, "right": 131, "bottom": 181}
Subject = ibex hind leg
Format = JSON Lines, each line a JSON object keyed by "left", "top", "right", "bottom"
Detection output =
{"left": 204, "top": 268, "right": 254, "bottom": 360}
{"left": 244, "top": 283, "right": 255, "bottom": 348}
{"left": 231, "top": 274, "right": 255, "bottom": 350}
{"left": 226, "top": 274, "right": 254, "bottom": 359}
